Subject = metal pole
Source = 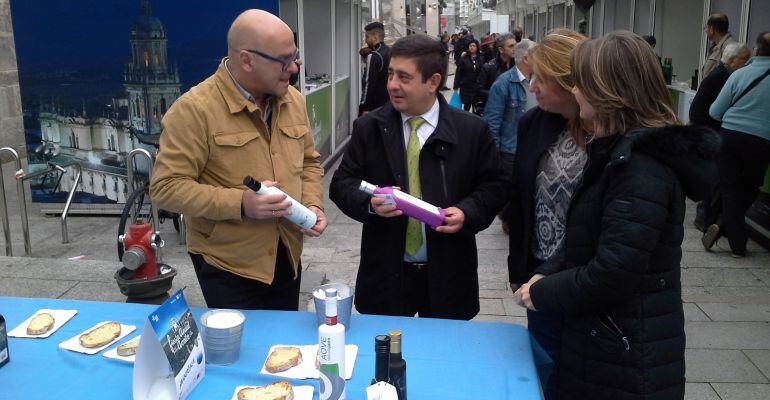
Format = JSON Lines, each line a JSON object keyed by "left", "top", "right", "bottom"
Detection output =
{"left": 0, "top": 147, "right": 31, "bottom": 256}
{"left": 126, "top": 148, "right": 162, "bottom": 262}
{"left": 60, "top": 164, "right": 81, "bottom": 244}
{"left": 178, "top": 213, "right": 186, "bottom": 245}
{"left": 0, "top": 150, "right": 12, "bottom": 256}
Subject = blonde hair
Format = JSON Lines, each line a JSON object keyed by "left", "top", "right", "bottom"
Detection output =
{"left": 528, "top": 28, "right": 590, "bottom": 146}
{"left": 571, "top": 31, "right": 678, "bottom": 136}
{"left": 529, "top": 28, "right": 587, "bottom": 93}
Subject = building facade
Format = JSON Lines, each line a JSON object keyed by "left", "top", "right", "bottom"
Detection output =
{"left": 499, "top": 0, "right": 769, "bottom": 84}
{"left": 124, "top": 0, "right": 181, "bottom": 135}
{"left": 32, "top": 0, "right": 180, "bottom": 207}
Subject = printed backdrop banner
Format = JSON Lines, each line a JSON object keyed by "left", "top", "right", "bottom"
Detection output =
{"left": 10, "top": 0, "right": 279, "bottom": 207}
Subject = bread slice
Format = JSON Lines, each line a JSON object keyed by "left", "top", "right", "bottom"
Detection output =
{"left": 27, "top": 312, "right": 55, "bottom": 335}
{"left": 265, "top": 346, "right": 302, "bottom": 373}
{"left": 116, "top": 337, "right": 140, "bottom": 356}
{"left": 79, "top": 322, "right": 121, "bottom": 348}
{"left": 237, "top": 381, "right": 294, "bottom": 400}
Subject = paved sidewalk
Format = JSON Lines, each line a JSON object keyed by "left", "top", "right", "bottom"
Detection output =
{"left": 2, "top": 149, "right": 770, "bottom": 399}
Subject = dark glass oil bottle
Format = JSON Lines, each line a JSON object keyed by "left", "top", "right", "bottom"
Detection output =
{"left": 371, "top": 335, "right": 391, "bottom": 385}
{"left": 389, "top": 330, "right": 407, "bottom": 400}
{"left": 0, "top": 314, "right": 9, "bottom": 368}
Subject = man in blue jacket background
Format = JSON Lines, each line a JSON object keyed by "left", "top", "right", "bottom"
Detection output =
{"left": 483, "top": 39, "right": 537, "bottom": 179}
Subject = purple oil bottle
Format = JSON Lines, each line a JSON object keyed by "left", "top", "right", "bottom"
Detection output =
{"left": 359, "top": 180, "right": 446, "bottom": 228}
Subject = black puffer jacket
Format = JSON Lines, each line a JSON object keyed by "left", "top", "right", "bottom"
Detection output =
{"left": 530, "top": 125, "right": 720, "bottom": 400}
{"left": 453, "top": 54, "right": 483, "bottom": 105}
{"left": 476, "top": 57, "right": 513, "bottom": 109}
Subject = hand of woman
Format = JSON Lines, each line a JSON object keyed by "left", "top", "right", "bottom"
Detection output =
{"left": 513, "top": 274, "right": 545, "bottom": 311}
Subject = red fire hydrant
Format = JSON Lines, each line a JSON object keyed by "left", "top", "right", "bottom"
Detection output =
{"left": 119, "top": 222, "right": 160, "bottom": 280}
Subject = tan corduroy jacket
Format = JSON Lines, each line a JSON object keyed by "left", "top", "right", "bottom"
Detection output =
{"left": 150, "top": 59, "right": 324, "bottom": 284}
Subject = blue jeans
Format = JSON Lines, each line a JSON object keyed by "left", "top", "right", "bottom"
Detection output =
{"left": 528, "top": 309, "right": 562, "bottom": 400}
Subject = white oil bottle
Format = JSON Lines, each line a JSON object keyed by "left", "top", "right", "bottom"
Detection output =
{"left": 243, "top": 176, "right": 317, "bottom": 229}
{"left": 319, "top": 288, "right": 346, "bottom": 400}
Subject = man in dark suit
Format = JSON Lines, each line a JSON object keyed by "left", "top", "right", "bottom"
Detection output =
{"left": 330, "top": 34, "right": 507, "bottom": 320}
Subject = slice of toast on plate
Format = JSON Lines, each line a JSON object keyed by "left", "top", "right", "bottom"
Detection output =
{"left": 27, "top": 313, "right": 55, "bottom": 335}
{"left": 237, "top": 381, "right": 294, "bottom": 400}
{"left": 116, "top": 337, "right": 140, "bottom": 356}
{"left": 79, "top": 322, "right": 121, "bottom": 348}
{"left": 265, "top": 346, "right": 302, "bottom": 373}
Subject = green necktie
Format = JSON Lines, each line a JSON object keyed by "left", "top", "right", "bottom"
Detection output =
{"left": 405, "top": 116, "right": 426, "bottom": 256}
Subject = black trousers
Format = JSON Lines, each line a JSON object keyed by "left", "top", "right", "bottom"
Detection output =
{"left": 718, "top": 129, "right": 770, "bottom": 254}
{"left": 190, "top": 241, "right": 301, "bottom": 310}
{"left": 500, "top": 152, "right": 516, "bottom": 184}
{"left": 401, "top": 262, "right": 433, "bottom": 318}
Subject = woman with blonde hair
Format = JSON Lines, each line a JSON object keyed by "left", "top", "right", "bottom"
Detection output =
{"left": 514, "top": 31, "right": 719, "bottom": 399}
{"left": 502, "top": 28, "right": 588, "bottom": 399}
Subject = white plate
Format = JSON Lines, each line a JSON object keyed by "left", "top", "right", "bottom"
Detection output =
{"left": 103, "top": 334, "right": 142, "bottom": 363}
{"left": 9, "top": 309, "right": 77, "bottom": 338}
{"left": 59, "top": 321, "right": 136, "bottom": 355}
{"left": 260, "top": 344, "right": 357, "bottom": 380}
{"left": 231, "top": 384, "right": 313, "bottom": 400}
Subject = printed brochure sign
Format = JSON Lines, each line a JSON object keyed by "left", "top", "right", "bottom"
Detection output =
{"left": 133, "top": 290, "right": 205, "bottom": 400}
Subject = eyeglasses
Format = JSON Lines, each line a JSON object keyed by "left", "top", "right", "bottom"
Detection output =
{"left": 243, "top": 48, "right": 300, "bottom": 72}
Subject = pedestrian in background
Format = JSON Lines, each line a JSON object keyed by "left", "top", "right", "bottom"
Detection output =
{"left": 453, "top": 39, "right": 483, "bottom": 112}
{"left": 690, "top": 44, "right": 750, "bottom": 235}
{"left": 703, "top": 13, "right": 738, "bottom": 79}
{"left": 480, "top": 35, "right": 496, "bottom": 63}
{"left": 476, "top": 33, "right": 517, "bottom": 115}
{"left": 359, "top": 21, "right": 391, "bottom": 116}
{"left": 707, "top": 32, "right": 770, "bottom": 258}
{"left": 513, "top": 26, "right": 524, "bottom": 43}
{"left": 483, "top": 38, "right": 537, "bottom": 181}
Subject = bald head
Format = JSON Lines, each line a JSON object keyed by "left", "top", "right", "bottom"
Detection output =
{"left": 757, "top": 31, "right": 770, "bottom": 56}
{"left": 224, "top": 9, "right": 299, "bottom": 100}
{"left": 227, "top": 9, "right": 293, "bottom": 57}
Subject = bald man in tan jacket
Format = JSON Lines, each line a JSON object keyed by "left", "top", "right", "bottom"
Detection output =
{"left": 150, "top": 10, "right": 326, "bottom": 310}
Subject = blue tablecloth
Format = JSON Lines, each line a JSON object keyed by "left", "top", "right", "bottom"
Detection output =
{"left": 0, "top": 296, "right": 543, "bottom": 399}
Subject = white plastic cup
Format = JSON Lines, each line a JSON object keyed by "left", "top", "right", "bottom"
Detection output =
{"left": 200, "top": 309, "right": 245, "bottom": 365}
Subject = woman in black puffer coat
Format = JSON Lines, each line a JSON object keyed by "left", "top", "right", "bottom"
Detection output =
{"left": 452, "top": 39, "right": 483, "bottom": 112}
{"left": 513, "top": 31, "right": 720, "bottom": 400}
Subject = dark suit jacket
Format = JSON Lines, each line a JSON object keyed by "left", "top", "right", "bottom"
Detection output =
{"left": 330, "top": 96, "right": 508, "bottom": 320}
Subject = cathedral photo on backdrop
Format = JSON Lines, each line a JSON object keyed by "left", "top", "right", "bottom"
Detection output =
{"left": 11, "top": 0, "right": 278, "bottom": 210}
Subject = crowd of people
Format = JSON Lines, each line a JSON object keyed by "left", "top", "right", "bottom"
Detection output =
{"left": 148, "top": 9, "right": 768, "bottom": 400}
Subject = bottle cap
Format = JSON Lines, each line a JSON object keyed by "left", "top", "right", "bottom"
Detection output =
{"left": 374, "top": 334, "right": 391, "bottom": 353}
{"left": 358, "top": 180, "right": 376, "bottom": 195}
{"left": 324, "top": 288, "right": 338, "bottom": 324}
{"left": 388, "top": 330, "right": 402, "bottom": 353}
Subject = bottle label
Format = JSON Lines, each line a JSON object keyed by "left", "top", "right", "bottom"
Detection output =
{"left": 392, "top": 190, "right": 441, "bottom": 215}
{"left": 0, "top": 323, "right": 7, "bottom": 365}
{"left": 374, "top": 193, "right": 395, "bottom": 205}
{"left": 366, "top": 381, "right": 399, "bottom": 400}
{"left": 319, "top": 363, "right": 346, "bottom": 400}
{"left": 325, "top": 315, "right": 338, "bottom": 325}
